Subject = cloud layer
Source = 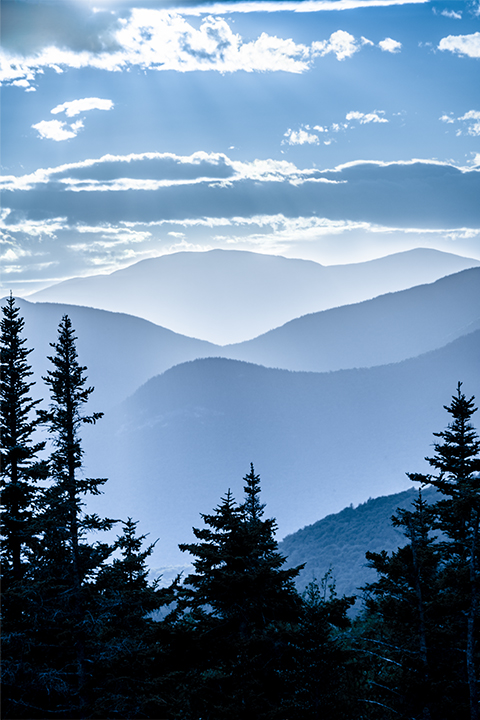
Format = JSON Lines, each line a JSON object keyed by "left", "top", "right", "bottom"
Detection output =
{"left": 2, "top": 150, "right": 479, "bottom": 289}
{"left": 0, "top": 2, "right": 415, "bottom": 90}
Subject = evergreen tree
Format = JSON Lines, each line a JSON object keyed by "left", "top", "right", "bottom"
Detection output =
{"left": 361, "top": 384, "right": 480, "bottom": 720}
{"left": 285, "top": 574, "right": 357, "bottom": 719}
{"left": 1, "top": 295, "right": 47, "bottom": 718}
{"left": 360, "top": 492, "right": 442, "bottom": 719}
{"left": 415, "top": 383, "right": 480, "bottom": 720}
{"left": 0, "top": 294, "right": 45, "bottom": 586}
{"left": 24, "top": 315, "right": 116, "bottom": 718}
{"left": 171, "top": 465, "right": 303, "bottom": 718}
{"left": 91, "top": 519, "right": 173, "bottom": 719}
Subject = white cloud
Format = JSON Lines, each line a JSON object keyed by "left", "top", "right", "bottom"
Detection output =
{"left": 312, "top": 30, "right": 360, "bottom": 60}
{"left": 459, "top": 110, "right": 480, "bottom": 136}
{"left": 31, "top": 119, "right": 84, "bottom": 141}
{"left": 345, "top": 111, "right": 388, "bottom": 123}
{"left": 283, "top": 128, "right": 319, "bottom": 145}
{"left": 0, "top": 10, "right": 374, "bottom": 88}
{"left": 441, "top": 9, "right": 462, "bottom": 19}
{"left": 175, "top": 0, "right": 430, "bottom": 15}
{"left": 438, "top": 32, "right": 480, "bottom": 57}
{"left": 439, "top": 114, "right": 455, "bottom": 123}
{"left": 51, "top": 97, "right": 114, "bottom": 117}
{"left": 379, "top": 37, "right": 402, "bottom": 53}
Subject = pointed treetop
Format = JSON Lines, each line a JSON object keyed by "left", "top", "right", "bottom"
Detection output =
{"left": 242, "top": 463, "right": 265, "bottom": 524}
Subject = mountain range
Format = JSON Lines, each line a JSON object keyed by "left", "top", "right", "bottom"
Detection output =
{"left": 5, "top": 248, "right": 479, "bottom": 570}
{"left": 9, "top": 264, "right": 480, "bottom": 409}
{"left": 84, "top": 330, "right": 480, "bottom": 567}
{"left": 26, "top": 248, "right": 480, "bottom": 345}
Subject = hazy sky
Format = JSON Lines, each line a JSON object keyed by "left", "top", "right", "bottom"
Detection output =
{"left": 1, "top": 0, "right": 479, "bottom": 295}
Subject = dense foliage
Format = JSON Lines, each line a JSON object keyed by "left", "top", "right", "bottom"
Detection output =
{"left": 1, "top": 296, "right": 479, "bottom": 719}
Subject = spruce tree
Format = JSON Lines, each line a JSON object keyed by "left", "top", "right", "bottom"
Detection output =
{"left": 1, "top": 295, "right": 47, "bottom": 718}
{"left": 172, "top": 465, "right": 304, "bottom": 718}
{"left": 360, "top": 492, "right": 441, "bottom": 719}
{"left": 361, "top": 384, "right": 480, "bottom": 720}
{"left": 29, "top": 315, "right": 115, "bottom": 717}
{"left": 417, "top": 383, "right": 480, "bottom": 720}
{"left": 92, "top": 519, "right": 172, "bottom": 719}
{"left": 0, "top": 294, "right": 45, "bottom": 585}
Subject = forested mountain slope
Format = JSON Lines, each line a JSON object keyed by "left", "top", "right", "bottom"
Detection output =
{"left": 279, "top": 487, "right": 438, "bottom": 601}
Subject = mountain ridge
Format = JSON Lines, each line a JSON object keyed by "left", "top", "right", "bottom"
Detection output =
{"left": 25, "top": 248, "right": 480, "bottom": 345}
{"left": 83, "top": 330, "right": 480, "bottom": 567}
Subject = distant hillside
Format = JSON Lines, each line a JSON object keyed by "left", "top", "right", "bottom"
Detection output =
{"left": 27, "top": 248, "right": 480, "bottom": 344}
{"left": 83, "top": 330, "right": 480, "bottom": 568}
{"left": 279, "top": 487, "right": 438, "bottom": 602}
{"left": 6, "top": 299, "right": 217, "bottom": 409}
{"left": 8, "top": 266, "right": 480, "bottom": 408}
{"left": 225, "top": 267, "right": 480, "bottom": 372}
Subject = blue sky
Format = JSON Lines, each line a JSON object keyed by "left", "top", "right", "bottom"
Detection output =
{"left": 1, "top": 0, "right": 479, "bottom": 295}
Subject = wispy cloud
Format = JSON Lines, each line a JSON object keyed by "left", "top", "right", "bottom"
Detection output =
{"left": 438, "top": 31, "right": 480, "bottom": 57}
{"left": 439, "top": 110, "right": 480, "bottom": 136}
{"left": 284, "top": 110, "right": 389, "bottom": 146}
{"left": 441, "top": 9, "right": 462, "bottom": 19}
{"left": 379, "top": 37, "right": 402, "bottom": 53}
{"left": 345, "top": 111, "right": 388, "bottom": 124}
{"left": 458, "top": 110, "right": 480, "bottom": 136}
{"left": 174, "top": 0, "right": 430, "bottom": 15}
{"left": 51, "top": 97, "right": 114, "bottom": 117}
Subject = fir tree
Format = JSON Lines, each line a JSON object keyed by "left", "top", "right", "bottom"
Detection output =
{"left": 0, "top": 294, "right": 45, "bottom": 585}
{"left": 1, "top": 295, "right": 47, "bottom": 718}
{"left": 361, "top": 384, "right": 480, "bottom": 720}
{"left": 360, "top": 492, "right": 441, "bottom": 719}
{"left": 171, "top": 465, "right": 304, "bottom": 718}
{"left": 27, "top": 315, "right": 115, "bottom": 718}
{"left": 91, "top": 519, "right": 172, "bottom": 719}
{"left": 413, "top": 383, "right": 480, "bottom": 720}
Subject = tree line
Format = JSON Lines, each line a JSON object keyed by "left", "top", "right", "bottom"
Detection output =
{"left": 1, "top": 294, "right": 479, "bottom": 719}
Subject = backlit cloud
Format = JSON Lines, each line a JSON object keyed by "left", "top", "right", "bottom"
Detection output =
{"left": 438, "top": 31, "right": 480, "bottom": 57}
{"left": 379, "top": 37, "right": 402, "bottom": 53}
{"left": 51, "top": 98, "right": 114, "bottom": 117}
{"left": 0, "top": 9, "right": 375, "bottom": 89}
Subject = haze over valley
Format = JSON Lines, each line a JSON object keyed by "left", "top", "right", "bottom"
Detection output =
{"left": 8, "top": 249, "right": 480, "bottom": 568}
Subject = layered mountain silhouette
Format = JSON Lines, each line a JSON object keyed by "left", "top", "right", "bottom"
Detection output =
{"left": 27, "top": 248, "right": 480, "bottom": 344}
{"left": 84, "top": 331, "right": 480, "bottom": 567}
{"left": 9, "top": 266, "right": 480, "bottom": 410}
{"left": 9, "top": 298, "right": 217, "bottom": 410}
{"left": 225, "top": 267, "right": 480, "bottom": 371}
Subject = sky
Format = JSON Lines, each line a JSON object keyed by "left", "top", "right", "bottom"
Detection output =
{"left": 1, "top": 0, "right": 479, "bottom": 296}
